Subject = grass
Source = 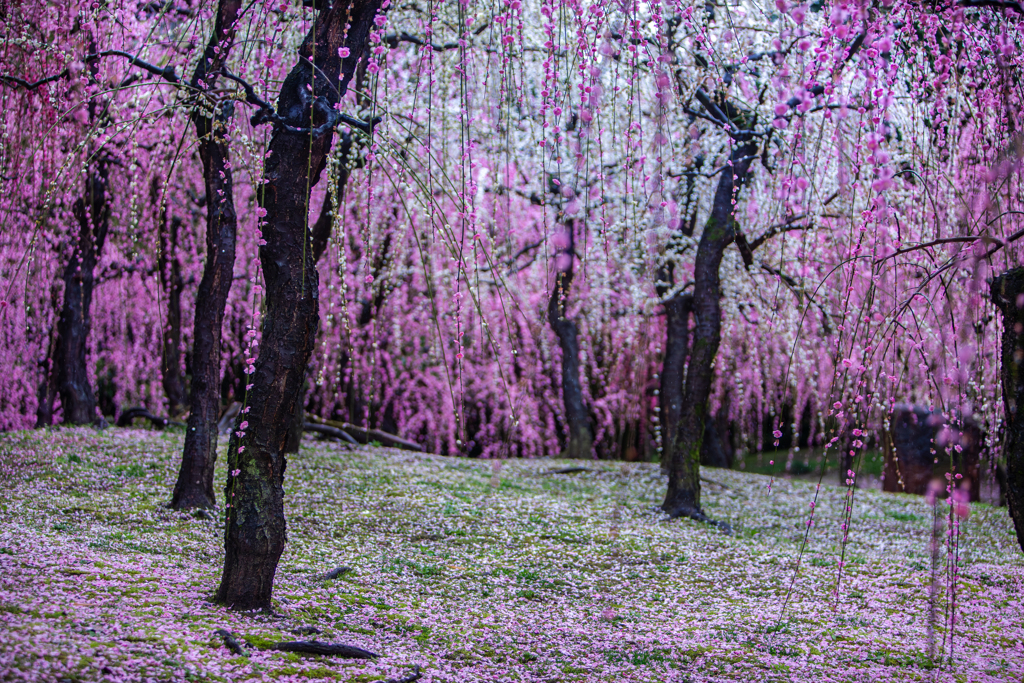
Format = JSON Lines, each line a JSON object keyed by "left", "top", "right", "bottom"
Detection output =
{"left": 0, "top": 427, "right": 1021, "bottom": 682}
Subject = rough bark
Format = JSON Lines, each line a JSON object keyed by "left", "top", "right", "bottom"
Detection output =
{"left": 662, "top": 133, "right": 757, "bottom": 521}
{"left": 34, "top": 284, "right": 62, "bottom": 427}
{"left": 157, "top": 190, "right": 186, "bottom": 417}
{"left": 54, "top": 161, "right": 110, "bottom": 425}
{"left": 991, "top": 267, "right": 1024, "bottom": 552}
{"left": 217, "top": 0, "right": 384, "bottom": 611}
{"left": 283, "top": 136, "right": 359, "bottom": 454}
{"left": 659, "top": 292, "right": 692, "bottom": 472}
{"left": 170, "top": 0, "right": 242, "bottom": 510}
{"left": 547, "top": 220, "right": 593, "bottom": 459}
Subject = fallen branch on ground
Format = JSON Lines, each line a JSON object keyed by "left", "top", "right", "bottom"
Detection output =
{"left": 304, "top": 422, "right": 357, "bottom": 445}
{"left": 307, "top": 415, "right": 423, "bottom": 452}
{"left": 541, "top": 466, "right": 591, "bottom": 475}
{"left": 274, "top": 640, "right": 378, "bottom": 658}
{"left": 116, "top": 407, "right": 184, "bottom": 429}
{"left": 700, "top": 476, "right": 730, "bottom": 489}
{"left": 316, "top": 566, "right": 353, "bottom": 581}
{"left": 214, "top": 629, "right": 247, "bottom": 657}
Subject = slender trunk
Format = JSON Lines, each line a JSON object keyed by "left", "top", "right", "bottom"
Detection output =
{"left": 662, "top": 135, "right": 757, "bottom": 519}
{"left": 158, "top": 199, "right": 186, "bottom": 417}
{"left": 992, "top": 267, "right": 1024, "bottom": 552}
{"left": 55, "top": 163, "right": 110, "bottom": 425}
{"left": 659, "top": 292, "right": 692, "bottom": 472}
{"left": 283, "top": 136, "right": 353, "bottom": 453}
{"left": 35, "top": 284, "right": 62, "bottom": 427}
{"left": 171, "top": 0, "right": 242, "bottom": 510}
{"left": 217, "top": 0, "right": 384, "bottom": 610}
{"left": 548, "top": 220, "right": 593, "bottom": 459}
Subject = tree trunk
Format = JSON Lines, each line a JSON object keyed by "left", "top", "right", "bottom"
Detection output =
{"left": 54, "top": 162, "right": 110, "bottom": 425}
{"left": 662, "top": 134, "right": 757, "bottom": 520}
{"left": 991, "top": 267, "right": 1024, "bottom": 553}
{"left": 217, "top": 0, "right": 384, "bottom": 610}
{"left": 283, "top": 137, "right": 354, "bottom": 454}
{"left": 171, "top": 0, "right": 242, "bottom": 510}
{"left": 35, "top": 285, "right": 62, "bottom": 427}
{"left": 158, "top": 197, "right": 186, "bottom": 418}
{"left": 659, "top": 292, "right": 692, "bottom": 472}
{"left": 548, "top": 220, "right": 593, "bottom": 459}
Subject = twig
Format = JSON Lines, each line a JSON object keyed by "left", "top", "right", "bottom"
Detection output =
{"left": 959, "top": 0, "right": 1024, "bottom": 13}
{"left": 700, "top": 475, "right": 730, "bottom": 489}
{"left": 214, "top": 629, "right": 247, "bottom": 657}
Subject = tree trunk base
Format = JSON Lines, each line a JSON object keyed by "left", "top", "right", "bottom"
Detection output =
{"left": 661, "top": 502, "right": 732, "bottom": 534}
{"left": 169, "top": 491, "right": 217, "bottom": 511}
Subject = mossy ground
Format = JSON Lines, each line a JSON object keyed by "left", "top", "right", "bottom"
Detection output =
{"left": 0, "top": 428, "right": 1021, "bottom": 682}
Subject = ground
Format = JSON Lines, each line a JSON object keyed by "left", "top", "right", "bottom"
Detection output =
{"left": 0, "top": 428, "right": 1021, "bottom": 683}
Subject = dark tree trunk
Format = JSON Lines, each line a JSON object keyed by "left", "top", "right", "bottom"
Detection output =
{"left": 217, "top": 0, "right": 384, "bottom": 610}
{"left": 35, "top": 285, "right": 62, "bottom": 427}
{"left": 156, "top": 182, "right": 186, "bottom": 417}
{"left": 991, "top": 267, "right": 1024, "bottom": 552}
{"left": 283, "top": 136, "right": 354, "bottom": 453}
{"left": 659, "top": 292, "right": 692, "bottom": 471}
{"left": 548, "top": 220, "right": 593, "bottom": 459}
{"left": 54, "top": 163, "right": 111, "bottom": 425}
{"left": 662, "top": 134, "right": 758, "bottom": 520}
{"left": 170, "top": 0, "right": 242, "bottom": 510}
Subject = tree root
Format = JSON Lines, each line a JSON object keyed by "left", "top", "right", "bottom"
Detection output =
{"left": 274, "top": 640, "right": 378, "bottom": 658}
{"left": 214, "top": 629, "right": 247, "bottom": 657}
{"left": 663, "top": 505, "right": 732, "bottom": 534}
{"left": 316, "top": 565, "right": 353, "bottom": 581}
{"left": 372, "top": 666, "right": 422, "bottom": 683}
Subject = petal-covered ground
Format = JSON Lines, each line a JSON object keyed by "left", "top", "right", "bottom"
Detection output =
{"left": 0, "top": 428, "right": 1021, "bottom": 682}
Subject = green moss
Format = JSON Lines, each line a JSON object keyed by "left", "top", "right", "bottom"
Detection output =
{"left": 242, "top": 634, "right": 280, "bottom": 650}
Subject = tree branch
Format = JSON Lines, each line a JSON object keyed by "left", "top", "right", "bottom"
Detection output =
{"left": 959, "top": 0, "right": 1024, "bottom": 13}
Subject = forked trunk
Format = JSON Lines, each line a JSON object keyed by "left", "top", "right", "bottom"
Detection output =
{"left": 662, "top": 134, "right": 757, "bottom": 521}
{"left": 216, "top": 0, "right": 385, "bottom": 610}
{"left": 992, "top": 267, "right": 1024, "bottom": 553}
{"left": 171, "top": 0, "right": 242, "bottom": 511}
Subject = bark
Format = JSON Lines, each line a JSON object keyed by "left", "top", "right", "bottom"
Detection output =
{"left": 283, "top": 136, "right": 364, "bottom": 454}
{"left": 991, "top": 267, "right": 1024, "bottom": 552}
{"left": 310, "top": 133, "right": 353, "bottom": 263}
{"left": 662, "top": 133, "right": 758, "bottom": 521}
{"left": 547, "top": 220, "right": 593, "bottom": 459}
{"left": 170, "top": 0, "right": 242, "bottom": 510}
{"left": 54, "top": 162, "right": 110, "bottom": 425}
{"left": 659, "top": 292, "right": 692, "bottom": 473}
{"left": 34, "top": 286, "right": 62, "bottom": 427}
{"left": 157, "top": 198, "right": 186, "bottom": 417}
{"left": 217, "top": 0, "right": 384, "bottom": 611}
